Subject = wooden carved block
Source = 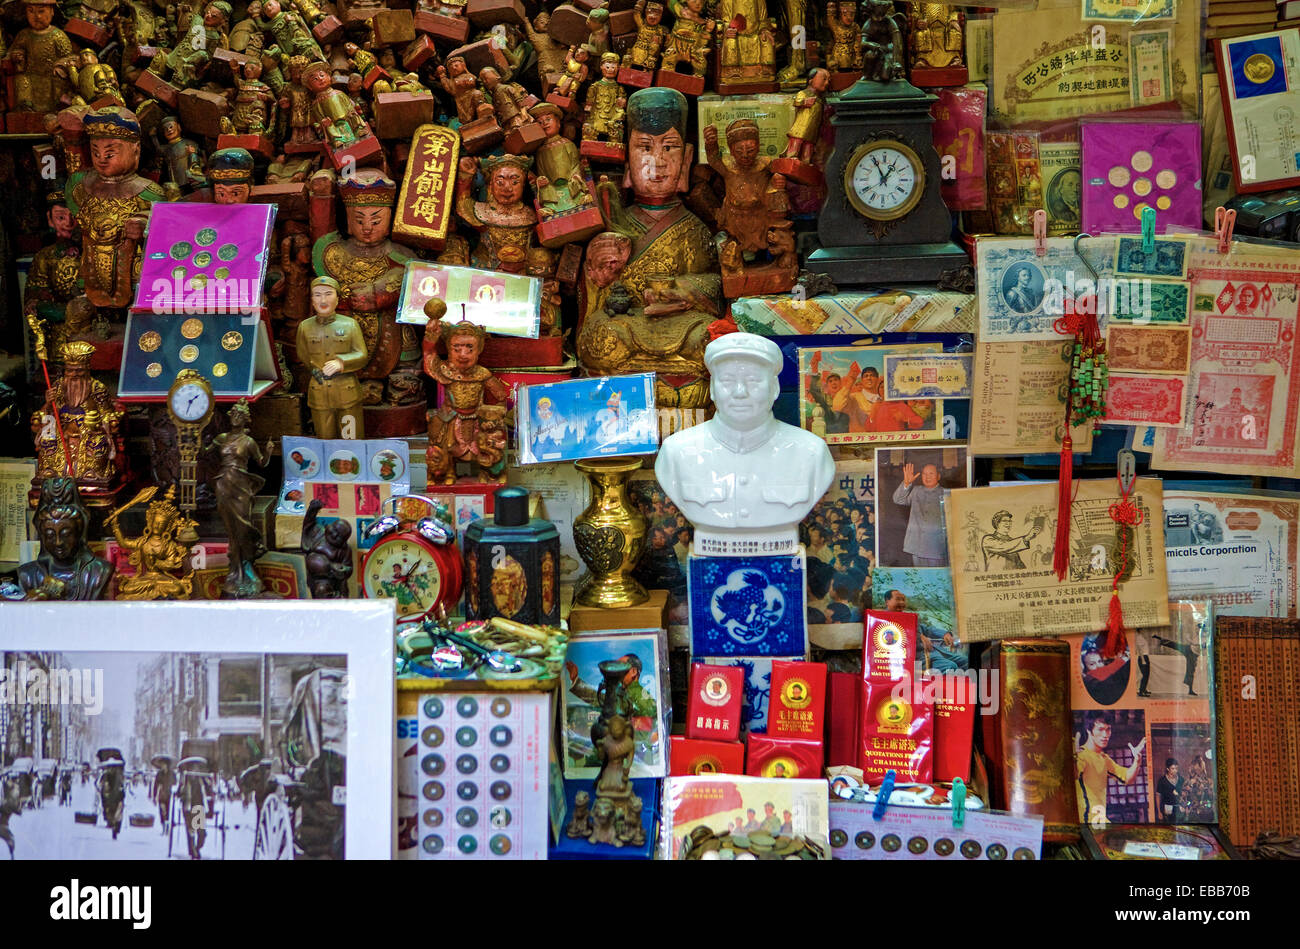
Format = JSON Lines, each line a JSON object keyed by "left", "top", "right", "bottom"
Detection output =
{"left": 458, "top": 115, "right": 504, "bottom": 154}
{"left": 466, "top": 0, "right": 526, "bottom": 27}
{"left": 447, "top": 37, "right": 509, "bottom": 75}
{"left": 134, "top": 69, "right": 180, "bottom": 108}
{"left": 65, "top": 18, "right": 111, "bottom": 46}
{"left": 217, "top": 132, "right": 276, "bottom": 159}
{"left": 250, "top": 181, "right": 311, "bottom": 220}
{"left": 327, "top": 135, "right": 386, "bottom": 173}
{"left": 371, "top": 9, "right": 416, "bottom": 45}
{"left": 402, "top": 34, "right": 439, "bottom": 71}
{"left": 504, "top": 121, "right": 546, "bottom": 155}
{"left": 177, "top": 88, "right": 230, "bottom": 138}
{"left": 313, "top": 14, "right": 344, "bottom": 43}
{"left": 546, "top": 4, "right": 590, "bottom": 46}
{"left": 373, "top": 91, "right": 437, "bottom": 140}
{"left": 413, "top": 10, "right": 470, "bottom": 44}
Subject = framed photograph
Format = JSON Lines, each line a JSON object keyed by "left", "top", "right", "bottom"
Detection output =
{"left": 0, "top": 600, "right": 395, "bottom": 860}
{"left": 560, "top": 631, "right": 667, "bottom": 780}
{"left": 797, "top": 345, "right": 944, "bottom": 446}
{"left": 874, "top": 446, "right": 971, "bottom": 569}
{"left": 516, "top": 374, "right": 659, "bottom": 465}
{"left": 871, "top": 567, "right": 968, "bottom": 675}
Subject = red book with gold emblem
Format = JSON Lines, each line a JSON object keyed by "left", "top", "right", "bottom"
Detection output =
{"left": 768, "top": 660, "right": 827, "bottom": 741}
{"left": 860, "top": 677, "right": 933, "bottom": 784}
{"left": 685, "top": 663, "right": 744, "bottom": 741}
{"left": 863, "top": 610, "right": 917, "bottom": 681}
{"left": 745, "top": 733, "right": 824, "bottom": 779}
{"left": 670, "top": 736, "right": 746, "bottom": 776}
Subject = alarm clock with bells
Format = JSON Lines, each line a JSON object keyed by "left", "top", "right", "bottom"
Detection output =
{"left": 361, "top": 495, "right": 463, "bottom": 621}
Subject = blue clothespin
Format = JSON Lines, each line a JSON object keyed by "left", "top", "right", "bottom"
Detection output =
{"left": 951, "top": 778, "right": 967, "bottom": 829}
{"left": 872, "top": 770, "right": 897, "bottom": 821}
{"left": 1141, "top": 207, "right": 1157, "bottom": 254}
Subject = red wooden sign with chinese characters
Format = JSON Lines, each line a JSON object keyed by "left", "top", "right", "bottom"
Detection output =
{"left": 393, "top": 124, "right": 460, "bottom": 250}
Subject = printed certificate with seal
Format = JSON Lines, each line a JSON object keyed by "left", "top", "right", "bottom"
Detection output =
{"left": 1163, "top": 489, "right": 1298, "bottom": 618}
{"left": 969, "top": 339, "right": 1095, "bottom": 456}
{"left": 1150, "top": 246, "right": 1300, "bottom": 477}
{"left": 882, "top": 353, "right": 973, "bottom": 400}
{"left": 945, "top": 478, "right": 1170, "bottom": 641}
{"left": 1215, "top": 28, "right": 1300, "bottom": 194}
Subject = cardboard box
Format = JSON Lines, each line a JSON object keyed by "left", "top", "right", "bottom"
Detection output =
{"left": 767, "top": 660, "right": 826, "bottom": 741}
{"left": 744, "top": 733, "right": 824, "bottom": 779}
{"left": 685, "top": 663, "right": 744, "bottom": 741}
{"left": 669, "top": 736, "right": 745, "bottom": 776}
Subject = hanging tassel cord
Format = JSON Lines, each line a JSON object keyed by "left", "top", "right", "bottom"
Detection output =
{"left": 39, "top": 358, "right": 73, "bottom": 479}
{"left": 1104, "top": 481, "right": 1145, "bottom": 658}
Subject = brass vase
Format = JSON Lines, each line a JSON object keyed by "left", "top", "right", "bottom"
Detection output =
{"left": 573, "top": 458, "right": 649, "bottom": 609}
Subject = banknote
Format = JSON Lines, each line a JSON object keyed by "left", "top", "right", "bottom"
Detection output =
{"left": 1082, "top": 0, "right": 1175, "bottom": 22}
{"left": 882, "top": 353, "right": 973, "bottom": 399}
{"left": 1103, "top": 373, "right": 1187, "bottom": 427}
{"left": 1109, "top": 280, "right": 1190, "bottom": 325}
{"left": 1128, "top": 29, "right": 1173, "bottom": 107}
{"left": 1106, "top": 324, "right": 1191, "bottom": 374}
{"left": 976, "top": 237, "right": 1112, "bottom": 341}
{"left": 1114, "top": 236, "right": 1188, "bottom": 278}
{"left": 1041, "top": 142, "right": 1082, "bottom": 236}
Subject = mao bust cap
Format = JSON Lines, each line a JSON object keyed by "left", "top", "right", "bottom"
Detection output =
{"left": 704, "top": 331, "right": 782, "bottom": 375}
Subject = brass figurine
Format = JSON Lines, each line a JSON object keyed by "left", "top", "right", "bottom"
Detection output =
{"left": 211, "top": 399, "right": 274, "bottom": 598}
{"left": 107, "top": 485, "right": 201, "bottom": 600}
{"left": 19, "top": 477, "right": 113, "bottom": 601}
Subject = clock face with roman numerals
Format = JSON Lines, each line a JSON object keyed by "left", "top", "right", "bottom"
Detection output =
{"left": 844, "top": 140, "right": 926, "bottom": 222}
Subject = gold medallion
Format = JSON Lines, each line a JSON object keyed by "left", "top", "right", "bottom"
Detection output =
{"left": 1244, "top": 52, "right": 1275, "bottom": 84}
{"left": 212, "top": 362, "right": 228, "bottom": 377}
{"left": 1132, "top": 177, "right": 1152, "bottom": 197}
{"left": 1155, "top": 169, "right": 1178, "bottom": 190}
{"left": 138, "top": 331, "right": 162, "bottom": 353}
{"left": 181, "top": 318, "right": 204, "bottom": 339}
{"left": 221, "top": 331, "right": 243, "bottom": 351}
{"left": 1130, "top": 150, "right": 1153, "bottom": 173}
{"left": 145, "top": 362, "right": 163, "bottom": 378}
{"left": 1107, "top": 166, "right": 1130, "bottom": 188}
{"left": 179, "top": 344, "right": 199, "bottom": 363}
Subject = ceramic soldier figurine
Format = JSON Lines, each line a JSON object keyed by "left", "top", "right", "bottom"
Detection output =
{"left": 297, "top": 276, "right": 367, "bottom": 439}
{"left": 312, "top": 169, "right": 417, "bottom": 404}
{"left": 655, "top": 332, "right": 834, "bottom": 551}
{"left": 208, "top": 146, "right": 255, "bottom": 203}
{"left": 158, "top": 115, "right": 207, "bottom": 197}
{"left": 455, "top": 152, "right": 537, "bottom": 270}
{"left": 301, "top": 497, "right": 353, "bottom": 597}
{"left": 422, "top": 298, "right": 510, "bottom": 484}
{"left": 19, "top": 477, "right": 113, "bottom": 601}
{"left": 64, "top": 106, "right": 165, "bottom": 309}
{"left": 212, "top": 399, "right": 274, "bottom": 598}
{"left": 23, "top": 191, "right": 83, "bottom": 358}
{"left": 6, "top": 0, "right": 75, "bottom": 121}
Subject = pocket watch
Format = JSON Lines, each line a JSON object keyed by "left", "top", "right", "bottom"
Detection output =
{"left": 843, "top": 139, "right": 925, "bottom": 222}
{"left": 361, "top": 495, "right": 463, "bottom": 622}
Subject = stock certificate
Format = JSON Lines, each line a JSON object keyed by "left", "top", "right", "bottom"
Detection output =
{"left": 946, "top": 478, "right": 1169, "bottom": 641}
{"left": 1150, "top": 248, "right": 1300, "bottom": 477}
{"left": 1215, "top": 29, "right": 1300, "bottom": 193}
{"left": 1164, "top": 490, "right": 1299, "bottom": 618}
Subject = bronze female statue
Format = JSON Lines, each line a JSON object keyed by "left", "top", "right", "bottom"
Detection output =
{"left": 212, "top": 400, "right": 274, "bottom": 597}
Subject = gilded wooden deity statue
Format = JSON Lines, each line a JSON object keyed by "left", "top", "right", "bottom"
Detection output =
{"left": 455, "top": 153, "right": 537, "bottom": 271}
{"left": 716, "top": 0, "right": 778, "bottom": 87}
{"left": 6, "top": 0, "right": 74, "bottom": 117}
{"left": 312, "top": 169, "right": 419, "bottom": 405}
{"left": 31, "top": 340, "right": 127, "bottom": 508}
{"left": 107, "top": 485, "right": 200, "bottom": 600}
{"left": 24, "top": 192, "right": 83, "bottom": 354}
{"left": 422, "top": 299, "right": 510, "bottom": 484}
{"left": 63, "top": 106, "right": 165, "bottom": 309}
{"left": 583, "top": 87, "right": 720, "bottom": 410}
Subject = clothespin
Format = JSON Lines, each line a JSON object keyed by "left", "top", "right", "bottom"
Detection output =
{"left": 951, "top": 778, "right": 967, "bottom": 829}
{"left": 1214, "top": 206, "right": 1237, "bottom": 255}
{"left": 1117, "top": 449, "right": 1136, "bottom": 494}
{"left": 1141, "top": 207, "right": 1156, "bottom": 254}
{"left": 872, "top": 770, "right": 896, "bottom": 821}
{"left": 1033, "top": 209, "right": 1048, "bottom": 257}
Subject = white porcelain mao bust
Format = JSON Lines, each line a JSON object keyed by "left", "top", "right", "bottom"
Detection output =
{"left": 655, "top": 332, "right": 835, "bottom": 555}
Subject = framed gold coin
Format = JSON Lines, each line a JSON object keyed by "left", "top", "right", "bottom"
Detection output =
{"left": 211, "top": 362, "right": 228, "bottom": 377}
{"left": 181, "top": 318, "right": 204, "bottom": 339}
{"left": 221, "top": 331, "right": 243, "bottom": 351}
{"left": 1107, "top": 166, "right": 1130, "bottom": 188}
{"left": 196, "top": 227, "right": 218, "bottom": 246}
{"left": 179, "top": 344, "right": 199, "bottom": 363}
{"left": 145, "top": 362, "right": 163, "bottom": 377}
{"left": 138, "top": 331, "right": 162, "bottom": 353}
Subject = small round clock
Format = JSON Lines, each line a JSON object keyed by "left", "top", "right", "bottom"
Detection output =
{"left": 167, "top": 373, "right": 214, "bottom": 425}
{"left": 361, "top": 495, "right": 463, "bottom": 622}
{"left": 844, "top": 139, "right": 925, "bottom": 222}
{"left": 166, "top": 371, "right": 215, "bottom": 512}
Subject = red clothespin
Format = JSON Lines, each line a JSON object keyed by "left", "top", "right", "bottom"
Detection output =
{"left": 1033, "top": 209, "right": 1048, "bottom": 257}
{"left": 1214, "top": 206, "right": 1237, "bottom": 255}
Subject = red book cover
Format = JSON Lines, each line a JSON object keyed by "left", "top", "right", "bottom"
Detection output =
{"left": 860, "top": 677, "right": 933, "bottom": 784}
{"left": 932, "top": 673, "right": 976, "bottom": 783}
{"left": 768, "top": 660, "right": 827, "bottom": 741}
{"left": 863, "top": 611, "right": 917, "bottom": 681}
{"left": 825, "top": 672, "right": 861, "bottom": 767}
{"left": 744, "top": 733, "right": 825, "bottom": 779}
{"left": 669, "top": 736, "right": 746, "bottom": 776}
{"left": 685, "top": 663, "right": 744, "bottom": 741}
